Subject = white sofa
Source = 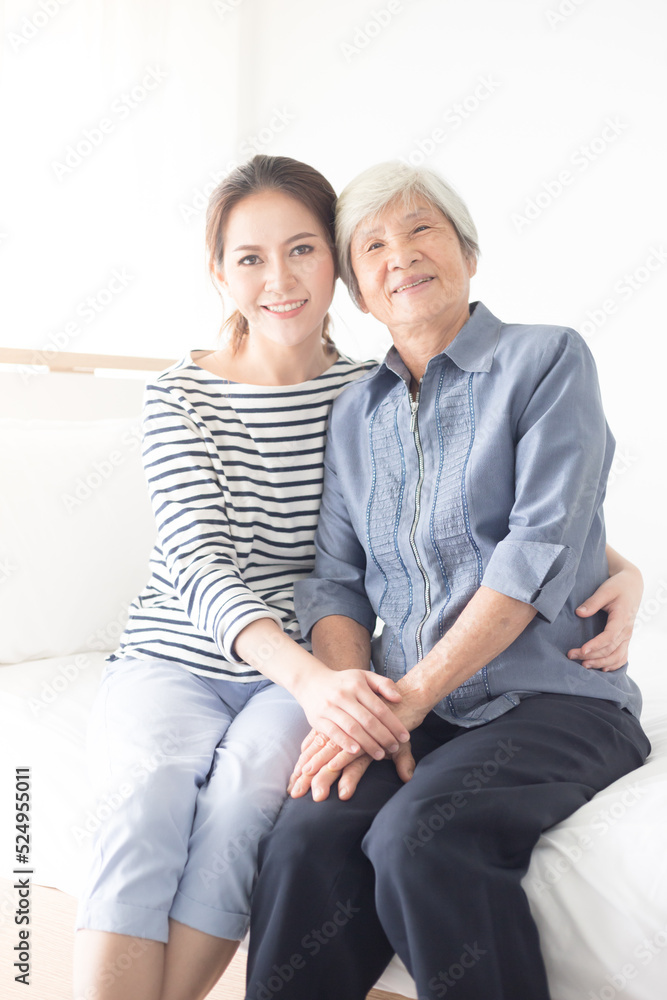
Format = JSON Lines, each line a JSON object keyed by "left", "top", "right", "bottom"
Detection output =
{"left": 1, "top": 357, "right": 666, "bottom": 1000}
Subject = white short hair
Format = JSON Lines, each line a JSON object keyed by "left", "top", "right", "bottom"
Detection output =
{"left": 336, "top": 161, "right": 480, "bottom": 307}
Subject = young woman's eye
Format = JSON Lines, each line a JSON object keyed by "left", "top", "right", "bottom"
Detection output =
{"left": 291, "top": 244, "right": 314, "bottom": 256}
{"left": 239, "top": 254, "right": 261, "bottom": 266}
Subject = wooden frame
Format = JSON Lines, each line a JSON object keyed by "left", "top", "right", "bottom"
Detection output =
{"left": 0, "top": 348, "right": 175, "bottom": 374}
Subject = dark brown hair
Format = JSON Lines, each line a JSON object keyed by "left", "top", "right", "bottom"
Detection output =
{"left": 205, "top": 155, "right": 337, "bottom": 352}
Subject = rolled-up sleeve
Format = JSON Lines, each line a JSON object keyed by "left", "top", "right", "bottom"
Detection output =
{"left": 294, "top": 408, "right": 376, "bottom": 639}
{"left": 481, "top": 329, "right": 613, "bottom": 622}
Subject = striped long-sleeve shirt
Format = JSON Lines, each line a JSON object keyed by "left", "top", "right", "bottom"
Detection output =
{"left": 109, "top": 351, "right": 375, "bottom": 680}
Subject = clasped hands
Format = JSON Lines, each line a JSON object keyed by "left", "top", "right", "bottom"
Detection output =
{"left": 288, "top": 567, "right": 639, "bottom": 803}
{"left": 289, "top": 679, "right": 429, "bottom": 802}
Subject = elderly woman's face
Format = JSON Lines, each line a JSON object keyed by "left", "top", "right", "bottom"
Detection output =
{"left": 350, "top": 199, "right": 476, "bottom": 337}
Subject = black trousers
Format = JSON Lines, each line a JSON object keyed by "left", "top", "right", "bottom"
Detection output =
{"left": 244, "top": 694, "right": 650, "bottom": 1000}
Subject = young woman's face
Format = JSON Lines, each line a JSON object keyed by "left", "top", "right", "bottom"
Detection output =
{"left": 220, "top": 189, "right": 336, "bottom": 349}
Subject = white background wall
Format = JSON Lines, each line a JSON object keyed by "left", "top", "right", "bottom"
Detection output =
{"left": 1, "top": 0, "right": 665, "bottom": 628}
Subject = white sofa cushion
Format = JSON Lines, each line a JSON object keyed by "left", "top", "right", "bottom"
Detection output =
{"left": 0, "top": 418, "right": 155, "bottom": 663}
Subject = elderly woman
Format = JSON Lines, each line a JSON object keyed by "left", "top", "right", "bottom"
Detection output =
{"left": 243, "top": 162, "right": 650, "bottom": 1000}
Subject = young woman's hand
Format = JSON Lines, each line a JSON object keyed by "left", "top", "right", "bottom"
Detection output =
{"left": 294, "top": 667, "right": 410, "bottom": 759}
{"left": 567, "top": 562, "right": 643, "bottom": 670}
{"left": 233, "top": 619, "right": 408, "bottom": 757}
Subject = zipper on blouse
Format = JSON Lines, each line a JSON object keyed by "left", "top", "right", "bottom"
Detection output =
{"left": 408, "top": 381, "right": 431, "bottom": 661}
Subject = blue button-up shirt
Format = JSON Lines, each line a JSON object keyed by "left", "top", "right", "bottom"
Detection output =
{"left": 294, "top": 301, "right": 641, "bottom": 726}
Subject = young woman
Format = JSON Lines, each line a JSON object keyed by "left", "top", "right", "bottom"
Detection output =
{"left": 73, "top": 155, "right": 642, "bottom": 1000}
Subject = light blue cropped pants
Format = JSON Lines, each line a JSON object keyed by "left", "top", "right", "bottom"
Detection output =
{"left": 75, "top": 655, "right": 310, "bottom": 943}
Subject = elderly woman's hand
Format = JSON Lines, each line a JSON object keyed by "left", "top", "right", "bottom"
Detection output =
{"left": 567, "top": 554, "right": 643, "bottom": 670}
{"left": 288, "top": 735, "right": 416, "bottom": 801}
{"left": 287, "top": 730, "right": 360, "bottom": 799}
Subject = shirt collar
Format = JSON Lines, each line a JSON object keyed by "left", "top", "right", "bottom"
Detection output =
{"left": 375, "top": 301, "right": 502, "bottom": 383}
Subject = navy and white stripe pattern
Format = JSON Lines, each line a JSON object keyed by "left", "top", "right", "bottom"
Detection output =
{"left": 110, "top": 353, "right": 376, "bottom": 680}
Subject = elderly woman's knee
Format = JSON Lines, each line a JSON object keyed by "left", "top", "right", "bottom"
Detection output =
{"left": 363, "top": 788, "right": 490, "bottom": 875}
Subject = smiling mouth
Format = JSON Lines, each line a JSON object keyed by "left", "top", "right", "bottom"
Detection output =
{"left": 393, "top": 277, "right": 433, "bottom": 293}
{"left": 263, "top": 299, "right": 308, "bottom": 314}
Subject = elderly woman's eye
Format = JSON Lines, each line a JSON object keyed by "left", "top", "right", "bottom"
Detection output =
{"left": 367, "top": 241, "right": 383, "bottom": 252}
{"left": 414, "top": 225, "right": 430, "bottom": 233}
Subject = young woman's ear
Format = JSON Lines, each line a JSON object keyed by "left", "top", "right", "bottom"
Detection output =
{"left": 214, "top": 267, "right": 228, "bottom": 292}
